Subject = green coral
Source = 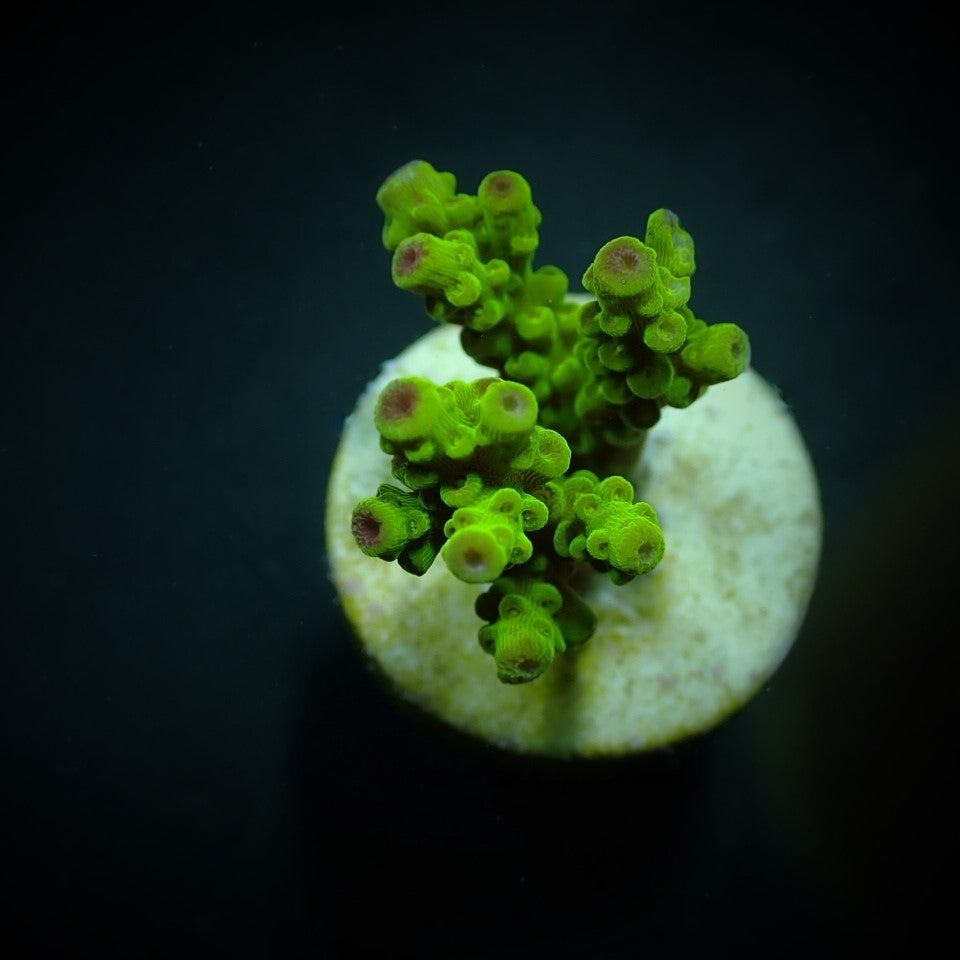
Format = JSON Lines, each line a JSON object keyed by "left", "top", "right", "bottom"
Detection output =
{"left": 442, "top": 486, "right": 548, "bottom": 584}
{"left": 474, "top": 556, "right": 596, "bottom": 683}
{"left": 351, "top": 483, "right": 445, "bottom": 576}
{"left": 574, "top": 208, "right": 750, "bottom": 443}
{"left": 351, "top": 159, "right": 751, "bottom": 683}
{"left": 547, "top": 471, "right": 665, "bottom": 585}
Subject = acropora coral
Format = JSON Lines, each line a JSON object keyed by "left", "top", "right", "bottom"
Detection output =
{"left": 351, "top": 160, "right": 750, "bottom": 684}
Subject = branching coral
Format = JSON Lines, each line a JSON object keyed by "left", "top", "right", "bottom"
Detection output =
{"left": 351, "top": 159, "right": 750, "bottom": 683}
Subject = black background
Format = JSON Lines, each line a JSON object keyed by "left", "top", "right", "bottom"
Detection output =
{"left": 5, "top": 3, "right": 957, "bottom": 957}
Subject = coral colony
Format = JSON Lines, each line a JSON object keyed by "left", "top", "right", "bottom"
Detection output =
{"left": 350, "top": 161, "right": 750, "bottom": 684}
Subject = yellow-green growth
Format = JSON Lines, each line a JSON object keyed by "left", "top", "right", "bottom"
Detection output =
{"left": 474, "top": 558, "right": 599, "bottom": 683}
{"left": 582, "top": 236, "right": 660, "bottom": 308}
{"left": 374, "top": 376, "right": 471, "bottom": 463}
{"left": 645, "top": 208, "right": 696, "bottom": 278}
{"left": 680, "top": 323, "right": 751, "bottom": 384}
{"left": 550, "top": 473, "right": 664, "bottom": 584}
{"left": 442, "top": 487, "right": 548, "bottom": 583}
{"left": 351, "top": 483, "right": 444, "bottom": 576}
{"left": 574, "top": 211, "right": 750, "bottom": 461}
{"left": 392, "top": 233, "right": 511, "bottom": 331}
{"left": 476, "top": 170, "right": 542, "bottom": 270}
{"left": 350, "top": 160, "right": 753, "bottom": 682}
{"left": 376, "top": 160, "right": 478, "bottom": 250}
{"left": 476, "top": 380, "right": 538, "bottom": 443}
{"left": 475, "top": 575, "right": 566, "bottom": 683}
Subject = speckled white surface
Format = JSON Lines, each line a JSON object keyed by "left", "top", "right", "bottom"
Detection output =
{"left": 325, "top": 323, "right": 821, "bottom": 757}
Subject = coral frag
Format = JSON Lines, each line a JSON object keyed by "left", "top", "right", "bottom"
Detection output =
{"left": 351, "top": 160, "right": 750, "bottom": 683}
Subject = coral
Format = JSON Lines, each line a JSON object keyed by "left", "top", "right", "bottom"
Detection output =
{"left": 350, "top": 160, "right": 750, "bottom": 683}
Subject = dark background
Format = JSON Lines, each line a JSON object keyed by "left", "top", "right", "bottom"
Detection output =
{"left": 4, "top": 4, "right": 956, "bottom": 956}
